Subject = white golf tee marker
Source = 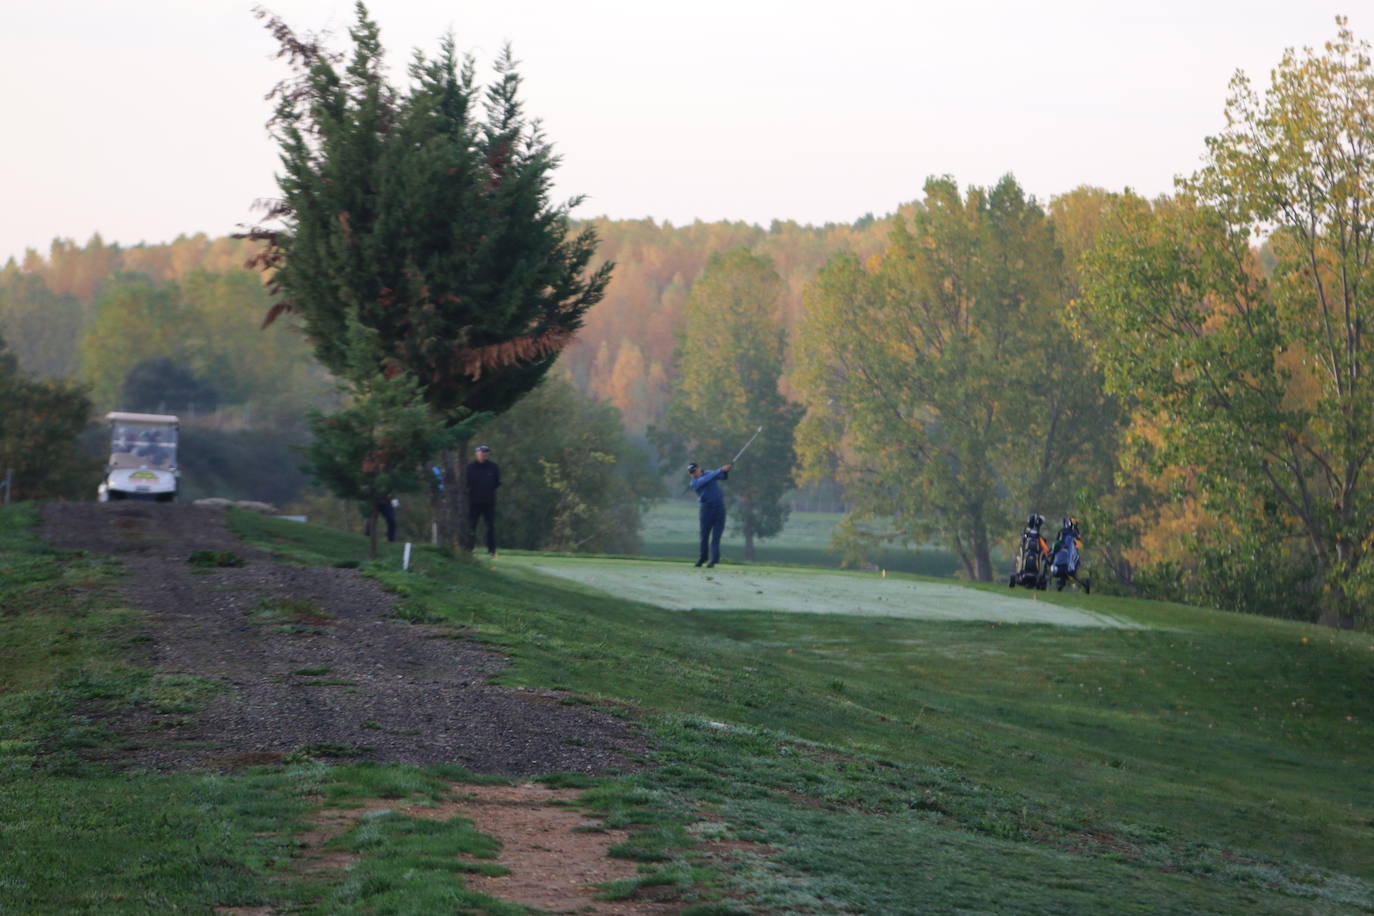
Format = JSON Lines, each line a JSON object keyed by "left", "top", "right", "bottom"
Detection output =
{"left": 403, "top": 542, "right": 412, "bottom": 571}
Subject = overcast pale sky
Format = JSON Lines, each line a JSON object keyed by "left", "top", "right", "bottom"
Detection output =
{"left": 0, "top": 0, "right": 1350, "bottom": 264}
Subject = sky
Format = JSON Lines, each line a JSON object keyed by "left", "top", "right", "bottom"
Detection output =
{"left": 0, "top": 0, "right": 1351, "bottom": 264}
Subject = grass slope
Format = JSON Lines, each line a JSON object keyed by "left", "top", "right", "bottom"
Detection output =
{"left": 233, "top": 514, "right": 1373, "bottom": 913}
{"left": 3, "top": 503, "right": 1372, "bottom": 913}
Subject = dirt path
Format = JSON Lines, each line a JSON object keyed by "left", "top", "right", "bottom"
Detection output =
{"left": 41, "top": 502, "right": 645, "bottom": 775}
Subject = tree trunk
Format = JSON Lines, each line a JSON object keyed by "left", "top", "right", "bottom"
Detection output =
{"left": 951, "top": 529, "right": 976, "bottom": 580}
{"left": 1316, "top": 577, "right": 1356, "bottom": 628}
{"left": 367, "top": 505, "right": 380, "bottom": 559}
{"left": 1316, "top": 607, "right": 1355, "bottom": 629}
{"left": 974, "top": 549, "right": 993, "bottom": 582}
{"left": 971, "top": 514, "right": 993, "bottom": 582}
{"left": 741, "top": 499, "right": 756, "bottom": 562}
{"left": 429, "top": 447, "right": 472, "bottom": 552}
{"left": 1111, "top": 554, "right": 1133, "bottom": 588}
{"left": 1311, "top": 573, "right": 1358, "bottom": 629}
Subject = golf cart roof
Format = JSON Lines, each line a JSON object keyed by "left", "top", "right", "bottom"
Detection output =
{"left": 106, "top": 412, "right": 179, "bottom": 425}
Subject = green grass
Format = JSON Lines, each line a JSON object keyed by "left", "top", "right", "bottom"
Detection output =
{"left": 252, "top": 596, "right": 333, "bottom": 635}
{"left": 640, "top": 499, "right": 964, "bottom": 577}
{"left": 187, "top": 548, "right": 246, "bottom": 568}
{"left": 498, "top": 554, "right": 1121, "bottom": 626}
{"left": 230, "top": 509, "right": 1374, "bottom": 913}
{"left": 0, "top": 503, "right": 297, "bottom": 911}
{"left": 5, "top": 501, "right": 1373, "bottom": 913}
{"left": 0, "top": 504, "right": 521, "bottom": 915}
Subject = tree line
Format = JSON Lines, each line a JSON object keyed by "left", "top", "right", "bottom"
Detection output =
{"left": 2, "top": 10, "right": 1368, "bottom": 626}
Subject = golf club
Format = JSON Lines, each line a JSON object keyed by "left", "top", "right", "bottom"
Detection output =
{"left": 731, "top": 426, "right": 764, "bottom": 464}
{"left": 681, "top": 427, "right": 765, "bottom": 495}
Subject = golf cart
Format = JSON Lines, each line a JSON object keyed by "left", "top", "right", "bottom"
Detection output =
{"left": 97, "top": 412, "right": 180, "bottom": 502}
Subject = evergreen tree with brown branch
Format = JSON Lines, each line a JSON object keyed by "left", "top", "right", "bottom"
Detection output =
{"left": 245, "top": 3, "right": 610, "bottom": 548}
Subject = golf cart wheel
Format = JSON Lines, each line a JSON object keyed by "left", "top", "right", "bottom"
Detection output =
{"left": 1009, "top": 575, "right": 1016, "bottom": 588}
{"left": 1056, "top": 577, "right": 1066, "bottom": 591}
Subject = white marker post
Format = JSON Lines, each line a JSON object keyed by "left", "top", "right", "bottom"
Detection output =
{"left": 402, "top": 542, "right": 412, "bottom": 572}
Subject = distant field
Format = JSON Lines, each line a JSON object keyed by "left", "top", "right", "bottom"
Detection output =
{"left": 502, "top": 555, "right": 1124, "bottom": 628}
{"left": 639, "top": 498, "right": 964, "bottom": 577}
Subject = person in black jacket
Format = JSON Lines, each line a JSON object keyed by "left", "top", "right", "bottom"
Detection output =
{"left": 466, "top": 444, "right": 501, "bottom": 557}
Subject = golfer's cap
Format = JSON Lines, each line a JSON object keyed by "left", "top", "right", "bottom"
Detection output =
{"left": 687, "top": 462, "right": 699, "bottom": 473}
{"left": 476, "top": 444, "right": 491, "bottom": 452}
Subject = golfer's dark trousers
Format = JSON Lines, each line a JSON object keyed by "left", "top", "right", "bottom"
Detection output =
{"left": 366, "top": 501, "right": 397, "bottom": 542}
{"left": 378, "top": 501, "right": 396, "bottom": 542}
{"left": 470, "top": 502, "right": 496, "bottom": 554}
{"left": 698, "top": 504, "right": 725, "bottom": 565}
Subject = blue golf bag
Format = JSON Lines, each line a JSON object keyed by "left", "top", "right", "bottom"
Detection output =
{"left": 1048, "top": 517, "right": 1090, "bottom": 593}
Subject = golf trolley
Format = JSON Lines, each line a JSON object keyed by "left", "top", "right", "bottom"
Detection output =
{"left": 1008, "top": 513, "right": 1050, "bottom": 590}
{"left": 1048, "top": 517, "right": 1091, "bottom": 593}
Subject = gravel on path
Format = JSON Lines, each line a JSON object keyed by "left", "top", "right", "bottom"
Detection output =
{"left": 41, "top": 502, "right": 645, "bottom": 775}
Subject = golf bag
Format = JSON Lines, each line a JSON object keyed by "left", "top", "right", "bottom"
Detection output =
{"left": 1049, "top": 517, "right": 1090, "bottom": 593}
{"left": 1008, "top": 513, "right": 1049, "bottom": 590}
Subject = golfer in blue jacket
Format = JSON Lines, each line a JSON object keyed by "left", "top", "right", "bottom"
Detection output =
{"left": 688, "top": 461, "right": 732, "bottom": 568}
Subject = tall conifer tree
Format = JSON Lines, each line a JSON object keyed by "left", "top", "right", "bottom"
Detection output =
{"left": 248, "top": 4, "right": 610, "bottom": 547}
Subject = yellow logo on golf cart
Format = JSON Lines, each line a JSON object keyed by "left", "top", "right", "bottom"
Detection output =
{"left": 129, "top": 471, "right": 158, "bottom": 480}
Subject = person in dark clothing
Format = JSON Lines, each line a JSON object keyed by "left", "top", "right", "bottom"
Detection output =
{"left": 364, "top": 497, "right": 397, "bottom": 542}
{"left": 376, "top": 497, "right": 397, "bottom": 542}
{"left": 466, "top": 444, "right": 501, "bottom": 557}
{"left": 688, "top": 461, "right": 732, "bottom": 568}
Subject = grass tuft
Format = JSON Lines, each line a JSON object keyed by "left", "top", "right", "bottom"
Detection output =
{"left": 188, "top": 549, "right": 245, "bottom": 568}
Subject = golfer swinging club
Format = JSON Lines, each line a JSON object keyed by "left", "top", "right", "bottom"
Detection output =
{"left": 686, "top": 426, "right": 761, "bottom": 568}
{"left": 687, "top": 460, "right": 731, "bottom": 568}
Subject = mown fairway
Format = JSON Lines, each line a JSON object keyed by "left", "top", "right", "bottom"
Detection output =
{"left": 501, "top": 555, "right": 1125, "bottom": 627}
{"left": 638, "top": 499, "right": 964, "bottom": 577}
{"left": 3, "top": 504, "right": 1372, "bottom": 914}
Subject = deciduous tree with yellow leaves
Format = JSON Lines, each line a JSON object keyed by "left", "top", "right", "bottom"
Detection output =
{"left": 794, "top": 176, "right": 1117, "bottom": 580}
{"left": 1075, "top": 19, "right": 1374, "bottom": 627}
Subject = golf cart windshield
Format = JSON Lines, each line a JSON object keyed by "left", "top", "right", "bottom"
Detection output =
{"left": 110, "top": 421, "right": 178, "bottom": 470}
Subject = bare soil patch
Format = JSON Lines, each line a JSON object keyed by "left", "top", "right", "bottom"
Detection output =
{"left": 219, "top": 782, "right": 683, "bottom": 915}
{"left": 425, "top": 782, "right": 674, "bottom": 914}
{"left": 41, "top": 502, "right": 645, "bottom": 775}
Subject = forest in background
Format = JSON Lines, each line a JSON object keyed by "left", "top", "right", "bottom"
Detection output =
{"left": 0, "top": 197, "right": 1270, "bottom": 580}
{"left": 0, "top": 140, "right": 1359, "bottom": 627}
{"left": 1, "top": 217, "right": 893, "bottom": 416}
{"left": 0, "top": 220, "right": 881, "bottom": 540}
{"left": 0, "top": 216, "right": 892, "bottom": 495}
{"left": 561, "top": 215, "right": 895, "bottom": 432}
